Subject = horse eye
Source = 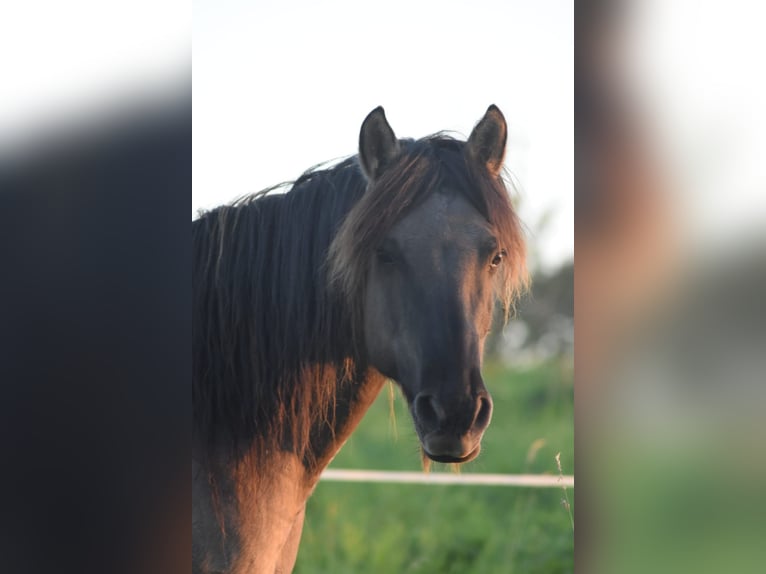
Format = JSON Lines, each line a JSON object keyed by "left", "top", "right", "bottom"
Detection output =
{"left": 490, "top": 251, "right": 506, "bottom": 269}
{"left": 376, "top": 247, "right": 396, "bottom": 265}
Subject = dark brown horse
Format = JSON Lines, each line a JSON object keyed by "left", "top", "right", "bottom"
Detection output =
{"left": 192, "top": 106, "right": 527, "bottom": 573}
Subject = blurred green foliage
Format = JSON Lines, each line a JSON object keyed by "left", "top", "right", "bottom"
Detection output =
{"left": 295, "top": 360, "right": 574, "bottom": 573}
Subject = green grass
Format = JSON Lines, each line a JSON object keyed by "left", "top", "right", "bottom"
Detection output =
{"left": 294, "top": 360, "right": 574, "bottom": 574}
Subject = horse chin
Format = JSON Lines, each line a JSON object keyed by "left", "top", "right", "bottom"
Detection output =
{"left": 423, "top": 444, "right": 481, "bottom": 464}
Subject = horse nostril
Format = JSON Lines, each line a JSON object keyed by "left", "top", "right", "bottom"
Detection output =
{"left": 414, "top": 393, "right": 446, "bottom": 429}
{"left": 473, "top": 395, "right": 493, "bottom": 431}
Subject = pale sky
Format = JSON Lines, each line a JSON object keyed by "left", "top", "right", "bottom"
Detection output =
{"left": 193, "top": 0, "right": 574, "bottom": 271}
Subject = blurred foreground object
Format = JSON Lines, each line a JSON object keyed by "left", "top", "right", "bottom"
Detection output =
{"left": 577, "top": 1, "right": 766, "bottom": 572}
{"left": 1, "top": 5, "right": 189, "bottom": 570}
{"left": 0, "top": 89, "right": 190, "bottom": 574}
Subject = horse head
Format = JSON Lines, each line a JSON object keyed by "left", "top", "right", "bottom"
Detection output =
{"left": 330, "top": 105, "right": 526, "bottom": 464}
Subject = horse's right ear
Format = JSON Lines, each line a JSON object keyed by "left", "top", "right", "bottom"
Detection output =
{"left": 359, "top": 106, "right": 400, "bottom": 182}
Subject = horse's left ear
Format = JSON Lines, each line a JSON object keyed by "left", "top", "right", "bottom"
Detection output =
{"left": 467, "top": 105, "right": 507, "bottom": 177}
{"left": 359, "top": 106, "right": 401, "bottom": 182}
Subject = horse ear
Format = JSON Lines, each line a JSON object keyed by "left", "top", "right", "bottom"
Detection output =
{"left": 467, "top": 105, "right": 507, "bottom": 177}
{"left": 359, "top": 106, "right": 400, "bottom": 182}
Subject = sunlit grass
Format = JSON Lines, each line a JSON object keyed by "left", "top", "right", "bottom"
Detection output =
{"left": 295, "top": 360, "right": 574, "bottom": 573}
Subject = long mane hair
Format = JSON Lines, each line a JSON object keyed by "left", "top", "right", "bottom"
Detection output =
{"left": 192, "top": 134, "right": 527, "bottom": 470}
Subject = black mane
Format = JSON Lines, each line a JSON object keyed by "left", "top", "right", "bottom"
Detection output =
{"left": 193, "top": 155, "right": 367, "bottom": 463}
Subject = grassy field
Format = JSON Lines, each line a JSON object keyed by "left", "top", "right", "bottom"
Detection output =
{"left": 294, "top": 360, "right": 574, "bottom": 574}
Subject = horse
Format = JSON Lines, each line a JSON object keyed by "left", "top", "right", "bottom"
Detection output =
{"left": 192, "top": 105, "right": 528, "bottom": 573}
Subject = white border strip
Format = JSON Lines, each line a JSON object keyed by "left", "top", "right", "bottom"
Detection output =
{"left": 321, "top": 469, "right": 573, "bottom": 488}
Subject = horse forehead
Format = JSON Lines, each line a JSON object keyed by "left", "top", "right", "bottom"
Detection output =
{"left": 391, "top": 190, "right": 488, "bottom": 245}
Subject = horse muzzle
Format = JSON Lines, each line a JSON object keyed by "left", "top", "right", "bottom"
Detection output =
{"left": 421, "top": 432, "right": 483, "bottom": 463}
{"left": 412, "top": 391, "right": 493, "bottom": 463}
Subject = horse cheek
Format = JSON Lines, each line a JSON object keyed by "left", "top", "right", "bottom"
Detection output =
{"left": 363, "top": 275, "right": 403, "bottom": 380}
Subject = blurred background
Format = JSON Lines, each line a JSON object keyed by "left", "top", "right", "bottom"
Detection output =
{"left": 1, "top": 3, "right": 190, "bottom": 574}
{"left": 193, "top": 1, "right": 574, "bottom": 572}
{"left": 577, "top": 1, "right": 766, "bottom": 572}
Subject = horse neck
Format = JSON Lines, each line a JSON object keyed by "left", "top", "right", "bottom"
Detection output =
{"left": 192, "top": 368, "right": 387, "bottom": 574}
{"left": 308, "top": 366, "right": 388, "bottom": 473}
{"left": 193, "top": 449, "right": 310, "bottom": 574}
